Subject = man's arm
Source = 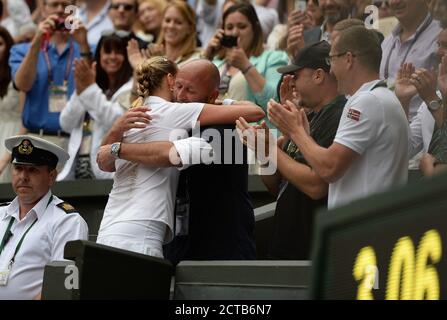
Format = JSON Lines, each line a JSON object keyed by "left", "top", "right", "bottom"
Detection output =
{"left": 290, "top": 131, "right": 359, "bottom": 184}
{"left": 119, "top": 142, "right": 177, "bottom": 167}
{"left": 260, "top": 135, "right": 286, "bottom": 197}
{"left": 96, "top": 141, "right": 176, "bottom": 172}
{"left": 268, "top": 100, "right": 359, "bottom": 184}
{"left": 14, "top": 15, "right": 57, "bottom": 92}
{"left": 276, "top": 148, "right": 328, "bottom": 200}
{"left": 97, "top": 137, "right": 212, "bottom": 172}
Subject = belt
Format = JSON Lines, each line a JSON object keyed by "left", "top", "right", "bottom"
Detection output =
{"left": 29, "top": 129, "right": 70, "bottom": 137}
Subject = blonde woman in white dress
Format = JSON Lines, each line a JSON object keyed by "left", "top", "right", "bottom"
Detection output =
{"left": 96, "top": 56, "right": 265, "bottom": 258}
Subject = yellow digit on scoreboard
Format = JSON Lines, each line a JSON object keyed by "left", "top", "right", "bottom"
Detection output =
{"left": 414, "top": 230, "right": 442, "bottom": 300}
{"left": 353, "top": 246, "right": 377, "bottom": 300}
{"left": 386, "top": 236, "right": 415, "bottom": 300}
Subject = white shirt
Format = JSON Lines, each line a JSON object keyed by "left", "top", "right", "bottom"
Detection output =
{"left": 329, "top": 80, "right": 409, "bottom": 209}
{"left": 0, "top": 191, "right": 88, "bottom": 300}
{"left": 98, "top": 96, "right": 204, "bottom": 243}
{"left": 77, "top": 1, "right": 114, "bottom": 48}
{"left": 58, "top": 80, "right": 132, "bottom": 181}
{"left": 408, "top": 100, "right": 437, "bottom": 159}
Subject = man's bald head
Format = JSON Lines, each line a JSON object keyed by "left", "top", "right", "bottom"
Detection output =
{"left": 174, "top": 59, "right": 220, "bottom": 103}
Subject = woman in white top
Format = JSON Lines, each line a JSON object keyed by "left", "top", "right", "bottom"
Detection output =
{"left": 96, "top": 56, "right": 265, "bottom": 258}
{"left": 58, "top": 33, "right": 134, "bottom": 180}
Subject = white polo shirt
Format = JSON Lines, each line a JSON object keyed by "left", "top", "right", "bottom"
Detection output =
{"left": 98, "top": 96, "right": 204, "bottom": 244}
{"left": 0, "top": 191, "right": 88, "bottom": 300}
{"left": 408, "top": 97, "right": 439, "bottom": 159}
{"left": 329, "top": 80, "right": 409, "bottom": 209}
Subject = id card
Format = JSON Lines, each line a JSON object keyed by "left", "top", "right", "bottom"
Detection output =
{"left": 79, "top": 119, "right": 94, "bottom": 156}
{"left": 49, "top": 84, "right": 68, "bottom": 113}
{"left": 0, "top": 270, "right": 10, "bottom": 286}
{"left": 175, "top": 197, "right": 190, "bottom": 237}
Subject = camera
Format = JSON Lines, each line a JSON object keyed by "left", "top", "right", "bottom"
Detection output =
{"left": 55, "top": 17, "right": 68, "bottom": 32}
{"left": 221, "top": 35, "right": 238, "bottom": 48}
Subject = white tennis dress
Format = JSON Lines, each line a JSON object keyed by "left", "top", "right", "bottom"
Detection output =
{"left": 97, "top": 96, "right": 204, "bottom": 257}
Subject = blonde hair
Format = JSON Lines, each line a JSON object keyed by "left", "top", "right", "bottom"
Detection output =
{"left": 132, "top": 56, "right": 178, "bottom": 108}
{"left": 136, "top": 0, "right": 167, "bottom": 33}
{"left": 138, "top": 0, "right": 167, "bottom": 13}
{"left": 157, "top": 0, "right": 197, "bottom": 62}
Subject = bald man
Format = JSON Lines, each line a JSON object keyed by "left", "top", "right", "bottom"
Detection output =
{"left": 97, "top": 59, "right": 257, "bottom": 264}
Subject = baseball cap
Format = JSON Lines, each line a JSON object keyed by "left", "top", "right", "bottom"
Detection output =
{"left": 277, "top": 40, "right": 331, "bottom": 74}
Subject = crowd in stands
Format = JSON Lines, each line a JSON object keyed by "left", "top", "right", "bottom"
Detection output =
{"left": 1, "top": 0, "right": 447, "bottom": 299}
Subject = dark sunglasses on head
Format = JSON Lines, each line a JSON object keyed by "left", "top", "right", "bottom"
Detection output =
{"left": 110, "top": 3, "right": 136, "bottom": 11}
{"left": 101, "top": 29, "right": 131, "bottom": 38}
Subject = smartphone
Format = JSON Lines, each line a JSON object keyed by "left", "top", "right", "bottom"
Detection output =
{"left": 221, "top": 35, "right": 238, "bottom": 48}
{"left": 295, "top": 0, "right": 307, "bottom": 11}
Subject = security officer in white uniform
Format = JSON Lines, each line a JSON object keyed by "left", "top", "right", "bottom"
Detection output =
{"left": 0, "top": 136, "right": 88, "bottom": 300}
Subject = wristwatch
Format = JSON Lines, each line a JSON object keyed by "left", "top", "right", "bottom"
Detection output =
{"left": 428, "top": 98, "right": 443, "bottom": 112}
{"left": 110, "top": 142, "right": 121, "bottom": 159}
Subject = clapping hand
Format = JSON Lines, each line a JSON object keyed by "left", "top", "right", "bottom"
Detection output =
{"left": 236, "top": 119, "right": 275, "bottom": 164}
{"left": 74, "top": 59, "right": 96, "bottom": 95}
{"left": 288, "top": 9, "right": 313, "bottom": 30}
{"left": 286, "top": 24, "right": 305, "bottom": 59}
{"left": 411, "top": 67, "right": 439, "bottom": 105}
{"left": 127, "top": 39, "right": 151, "bottom": 70}
{"left": 268, "top": 99, "right": 309, "bottom": 139}
{"left": 279, "top": 74, "right": 300, "bottom": 105}
{"left": 395, "top": 62, "right": 418, "bottom": 108}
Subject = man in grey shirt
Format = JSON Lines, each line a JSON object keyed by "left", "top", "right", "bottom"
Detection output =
{"left": 380, "top": 0, "right": 441, "bottom": 120}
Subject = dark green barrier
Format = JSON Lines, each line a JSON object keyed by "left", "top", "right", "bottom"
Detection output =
{"left": 310, "top": 172, "right": 447, "bottom": 300}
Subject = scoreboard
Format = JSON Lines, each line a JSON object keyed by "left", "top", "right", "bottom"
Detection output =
{"left": 310, "top": 172, "right": 447, "bottom": 300}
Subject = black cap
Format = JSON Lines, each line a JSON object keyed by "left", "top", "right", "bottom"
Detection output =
{"left": 5, "top": 135, "right": 69, "bottom": 168}
{"left": 277, "top": 41, "right": 331, "bottom": 74}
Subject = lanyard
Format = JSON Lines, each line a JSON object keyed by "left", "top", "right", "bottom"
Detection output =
{"left": 384, "top": 15, "right": 433, "bottom": 79}
{"left": 0, "top": 196, "right": 53, "bottom": 264}
{"left": 44, "top": 39, "right": 75, "bottom": 86}
{"left": 0, "top": 219, "right": 14, "bottom": 256}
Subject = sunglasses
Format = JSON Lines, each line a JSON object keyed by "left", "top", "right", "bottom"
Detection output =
{"left": 101, "top": 29, "right": 131, "bottom": 38}
{"left": 110, "top": 3, "right": 136, "bottom": 11}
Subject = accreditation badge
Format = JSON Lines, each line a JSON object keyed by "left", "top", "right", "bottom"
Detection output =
{"left": 175, "top": 197, "right": 190, "bottom": 237}
{"left": 48, "top": 84, "right": 68, "bottom": 113}
{"left": 0, "top": 267, "right": 10, "bottom": 286}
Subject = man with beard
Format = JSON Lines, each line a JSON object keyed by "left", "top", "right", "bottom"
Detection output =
{"left": 287, "top": 0, "right": 352, "bottom": 58}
